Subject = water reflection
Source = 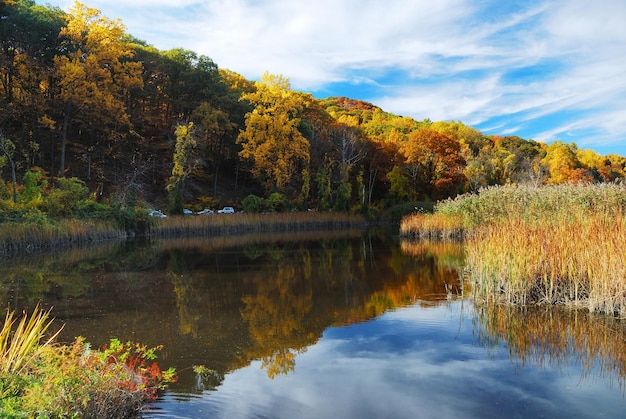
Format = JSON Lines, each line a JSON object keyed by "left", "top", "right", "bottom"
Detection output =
{"left": 475, "top": 304, "right": 626, "bottom": 386}
{"left": 0, "top": 232, "right": 625, "bottom": 417}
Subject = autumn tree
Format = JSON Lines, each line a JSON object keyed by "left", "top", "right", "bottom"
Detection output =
{"left": 190, "top": 102, "right": 238, "bottom": 195}
{"left": 53, "top": 1, "right": 143, "bottom": 177}
{"left": 400, "top": 128, "right": 466, "bottom": 200}
{"left": 576, "top": 148, "right": 626, "bottom": 182}
{"left": 0, "top": 0, "right": 64, "bottom": 174}
{"left": 167, "top": 122, "right": 199, "bottom": 213}
{"left": 541, "top": 141, "right": 592, "bottom": 184}
{"left": 237, "top": 72, "right": 310, "bottom": 202}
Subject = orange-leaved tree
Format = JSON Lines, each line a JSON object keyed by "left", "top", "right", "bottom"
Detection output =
{"left": 400, "top": 128, "right": 466, "bottom": 200}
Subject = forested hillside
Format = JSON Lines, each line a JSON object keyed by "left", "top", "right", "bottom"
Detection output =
{"left": 2, "top": 1, "right": 625, "bottom": 217}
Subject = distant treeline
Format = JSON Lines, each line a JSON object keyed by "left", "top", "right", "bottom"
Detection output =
{"left": 1, "top": 0, "right": 625, "bottom": 217}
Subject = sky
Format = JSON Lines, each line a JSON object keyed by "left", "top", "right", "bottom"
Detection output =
{"left": 40, "top": 0, "right": 626, "bottom": 156}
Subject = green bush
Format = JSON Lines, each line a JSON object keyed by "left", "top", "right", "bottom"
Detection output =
{"left": 266, "top": 192, "right": 286, "bottom": 212}
{"left": 242, "top": 194, "right": 264, "bottom": 213}
{"left": 334, "top": 181, "right": 351, "bottom": 211}
{"left": 42, "top": 177, "right": 89, "bottom": 218}
{"left": 0, "top": 179, "right": 11, "bottom": 201}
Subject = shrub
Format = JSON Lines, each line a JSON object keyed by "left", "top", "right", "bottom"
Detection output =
{"left": 42, "top": 177, "right": 89, "bottom": 218}
{"left": 242, "top": 194, "right": 264, "bottom": 213}
{"left": 266, "top": 192, "right": 286, "bottom": 212}
{"left": 0, "top": 308, "right": 176, "bottom": 417}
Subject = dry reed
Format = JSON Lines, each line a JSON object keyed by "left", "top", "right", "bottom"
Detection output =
{"left": 0, "top": 219, "right": 126, "bottom": 257}
{"left": 401, "top": 183, "right": 626, "bottom": 316}
{"left": 148, "top": 211, "right": 367, "bottom": 239}
{"left": 399, "top": 213, "right": 466, "bottom": 240}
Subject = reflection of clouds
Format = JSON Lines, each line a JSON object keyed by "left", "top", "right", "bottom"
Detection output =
{"left": 149, "top": 302, "right": 625, "bottom": 418}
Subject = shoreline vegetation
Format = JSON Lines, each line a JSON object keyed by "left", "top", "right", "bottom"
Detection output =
{"left": 148, "top": 211, "right": 367, "bottom": 239}
{"left": 0, "top": 219, "right": 128, "bottom": 257}
{"left": 0, "top": 211, "right": 367, "bottom": 258}
{"left": 400, "top": 183, "right": 626, "bottom": 317}
{"left": 0, "top": 306, "right": 176, "bottom": 417}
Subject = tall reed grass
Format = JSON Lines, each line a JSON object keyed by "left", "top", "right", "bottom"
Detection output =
{"left": 400, "top": 183, "right": 626, "bottom": 316}
{"left": 148, "top": 211, "right": 367, "bottom": 239}
{"left": 0, "top": 219, "right": 126, "bottom": 257}
{"left": 399, "top": 213, "right": 466, "bottom": 240}
{"left": 0, "top": 305, "right": 61, "bottom": 375}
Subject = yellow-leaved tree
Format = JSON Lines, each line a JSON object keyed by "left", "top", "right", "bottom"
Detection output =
{"left": 54, "top": 1, "right": 143, "bottom": 176}
{"left": 237, "top": 72, "right": 310, "bottom": 203}
{"left": 167, "top": 122, "right": 199, "bottom": 214}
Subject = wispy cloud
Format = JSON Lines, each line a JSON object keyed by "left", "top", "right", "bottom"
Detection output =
{"left": 42, "top": 0, "right": 626, "bottom": 154}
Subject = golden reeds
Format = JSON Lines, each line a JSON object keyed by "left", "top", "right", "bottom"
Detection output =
{"left": 0, "top": 219, "right": 126, "bottom": 257}
{"left": 401, "top": 183, "right": 626, "bottom": 316}
{"left": 148, "top": 211, "right": 367, "bottom": 239}
{"left": 399, "top": 213, "right": 466, "bottom": 240}
{"left": 467, "top": 208, "right": 626, "bottom": 315}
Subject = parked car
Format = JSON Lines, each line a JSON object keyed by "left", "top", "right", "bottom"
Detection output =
{"left": 196, "top": 208, "right": 214, "bottom": 215}
{"left": 148, "top": 209, "right": 167, "bottom": 218}
{"left": 217, "top": 206, "right": 235, "bottom": 214}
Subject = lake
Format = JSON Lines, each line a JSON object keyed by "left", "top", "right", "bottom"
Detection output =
{"left": 1, "top": 229, "right": 624, "bottom": 418}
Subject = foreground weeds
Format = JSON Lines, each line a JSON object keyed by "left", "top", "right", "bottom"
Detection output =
{"left": 0, "top": 307, "right": 175, "bottom": 418}
{"left": 400, "top": 183, "right": 626, "bottom": 316}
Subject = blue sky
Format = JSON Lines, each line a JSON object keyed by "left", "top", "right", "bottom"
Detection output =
{"left": 42, "top": 1, "right": 626, "bottom": 156}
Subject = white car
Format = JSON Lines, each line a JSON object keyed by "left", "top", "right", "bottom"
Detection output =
{"left": 196, "top": 208, "right": 214, "bottom": 215}
{"left": 148, "top": 209, "right": 167, "bottom": 218}
{"left": 218, "top": 206, "right": 235, "bottom": 214}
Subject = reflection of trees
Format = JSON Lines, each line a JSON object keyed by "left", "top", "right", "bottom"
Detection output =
{"left": 365, "top": 240, "right": 466, "bottom": 314}
{"left": 0, "top": 241, "right": 162, "bottom": 310}
{"left": 3, "top": 230, "right": 475, "bottom": 388}
{"left": 476, "top": 305, "right": 626, "bottom": 388}
{"left": 241, "top": 259, "right": 313, "bottom": 378}
{"left": 238, "top": 237, "right": 468, "bottom": 378}
{"left": 400, "top": 240, "right": 465, "bottom": 271}
{"left": 168, "top": 249, "right": 201, "bottom": 337}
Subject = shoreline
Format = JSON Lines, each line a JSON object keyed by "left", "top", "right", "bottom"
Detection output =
{"left": 0, "top": 212, "right": 369, "bottom": 259}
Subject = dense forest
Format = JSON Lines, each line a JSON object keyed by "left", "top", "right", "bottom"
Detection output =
{"left": 1, "top": 0, "right": 625, "bottom": 218}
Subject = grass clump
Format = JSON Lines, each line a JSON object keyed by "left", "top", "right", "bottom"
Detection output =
{"left": 0, "top": 306, "right": 176, "bottom": 418}
{"left": 400, "top": 183, "right": 626, "bottom": 316}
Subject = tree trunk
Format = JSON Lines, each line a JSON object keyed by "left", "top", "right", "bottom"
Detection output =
{"left": 60, "top": 102, "right": 71, "bottom": 177}
{"left": 213, "top": 163, "right": 219, "bottom": 196}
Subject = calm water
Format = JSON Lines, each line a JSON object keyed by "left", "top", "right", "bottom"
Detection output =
{"left": 1, "top": 230, "right": 624, "bottom": 418}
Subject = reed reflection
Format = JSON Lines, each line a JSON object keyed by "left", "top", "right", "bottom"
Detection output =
{"left": 475, "top": 304, "right": 626, "bottom": 390}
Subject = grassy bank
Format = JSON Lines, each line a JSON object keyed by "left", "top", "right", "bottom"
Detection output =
{"left": 0, "top": 211, "right": 366, "bottom": 258}
{"left": 400, "top": 184, "right": 626, "bottom": 316}
{"left": 148, "top": 211, "right": 367, "bottom": 239}
{"left": 0, "top": 306, "right": 175, "bottom": 417}
{"left": 0, "top": 219, "right": 127, "bottom": 257}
